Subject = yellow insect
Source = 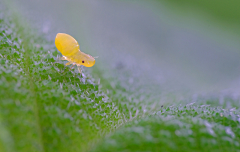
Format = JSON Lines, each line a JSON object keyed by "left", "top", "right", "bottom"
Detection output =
{"left": 55, "top": 33, "right": 95, "bottom": 73}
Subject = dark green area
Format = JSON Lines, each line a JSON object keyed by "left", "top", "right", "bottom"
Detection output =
{"left": 0, "top": 1, "right": 240, "bottom": 152}
{"left": 159, "top": 0, "right": 240, "bottom": 35}
{"left": 161, "top": 0, "right": 240, "bottom": 24}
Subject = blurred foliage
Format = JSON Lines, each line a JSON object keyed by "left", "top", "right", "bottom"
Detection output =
{"left": 0, "top": 1, "right": 240, "bottom": 152}
{"left": 159, "top": 0, "right": 240, "bottom": 37}
{"left": 161, "top": 0, "right": 240, "bottom": 25}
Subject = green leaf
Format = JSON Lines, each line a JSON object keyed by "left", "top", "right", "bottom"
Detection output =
{"left": 0, "top": 1, "right": 240, "bottom": 152}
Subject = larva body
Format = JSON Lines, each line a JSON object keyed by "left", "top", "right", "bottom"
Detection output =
{"left": 55, "top": 33, "right": 95, "bottom": 73}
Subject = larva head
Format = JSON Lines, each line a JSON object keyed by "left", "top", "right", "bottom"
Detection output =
{"left": 55, "top": 33, "right": 80, "bottom": 56}
{"left": 80, "top": 52, "right": 95, "bottom": 67}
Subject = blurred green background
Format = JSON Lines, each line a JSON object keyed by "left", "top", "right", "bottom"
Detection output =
{"left": 1, "top": 0, "right": 240, "bottom": 151}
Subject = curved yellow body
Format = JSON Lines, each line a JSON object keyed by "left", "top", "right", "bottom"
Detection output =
{"left": 55, "top": 33, "right": 95, "bottom": 72}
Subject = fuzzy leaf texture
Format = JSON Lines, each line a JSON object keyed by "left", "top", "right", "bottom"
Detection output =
{"left": 0, "top": 1, "right": 240, "bottom": 152}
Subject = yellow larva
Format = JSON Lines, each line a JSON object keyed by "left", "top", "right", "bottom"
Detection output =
{"left": 55, "top": 33, "right": 95, "bottom": 73}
